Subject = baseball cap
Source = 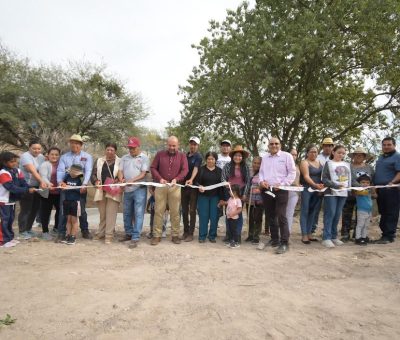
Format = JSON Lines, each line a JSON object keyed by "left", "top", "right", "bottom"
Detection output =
{"left": 127, "top": 137, "right": 141, "bottom": 148}
{"left": 189, "top": 136, "right": 200, "bottom": 145}
{"left": 220, "top": 139, "right": 231, "bottom": 146}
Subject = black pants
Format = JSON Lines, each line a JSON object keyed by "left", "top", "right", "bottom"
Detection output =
{"left": 227, "top": 218, "right": 239, "bottom": 243}
{"left": 181, "top": 187, "right": 198, "bottom": 235}
{"left": 341, "top": 195, "right": 357, "bottom": 236}
{"left": 248, "top": 204, "right": 263, "bottom": 241}
{"left": 40, "top": 194, "right": 60, "bottom": 233}
{"left": 262, "top": 190, "right": 289, "bottom": 244}
{"left": 377, "top": 187, "right": 400, "bottom": 240}
{"left": 18, "top": 191, "right": 41, "bottom": 233}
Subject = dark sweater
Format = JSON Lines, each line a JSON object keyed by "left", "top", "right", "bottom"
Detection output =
{"left": 195, "top": 166, "right": 224, "bottom": 199}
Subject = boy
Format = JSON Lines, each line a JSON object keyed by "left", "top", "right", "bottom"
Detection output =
{"left": 354, "top": 174, "right": 373, "bottom": 245}
{"left": 60, "top": 164, "right": 84, "bottom": 245}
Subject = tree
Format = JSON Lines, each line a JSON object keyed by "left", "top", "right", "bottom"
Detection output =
{"left": 0, "top": 44, "right": 148, "bottom": 151}
{"left": 179, "top": 0, "right": 400, "bottom": 155}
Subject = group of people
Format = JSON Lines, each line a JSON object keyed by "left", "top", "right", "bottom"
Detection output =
{"left": 0, "top": 133, "right": 399, "bottom": 254}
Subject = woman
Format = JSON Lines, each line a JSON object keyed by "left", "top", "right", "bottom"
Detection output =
{"left": 245, "top": 156, "right": 263, "bottom": 244}
{"left": 221, "top": 145, "right": 251, "bottom": 243}
{"left": 91, "top": 143, "right": 122, "bottom": 244}
{"left": 299, "top": 144, "right": 324, "bottom": 244}
{"left": 341, "top": 146, "right": 374, "bottom": 241}
{"left": 321, "top": 145, "right": 351, "bottom": 248}
{"left": 285, "top": 148, "right": 301, "bottom": 233}
{"left": 18, "top": 140, "right": 47, "bottom": 239}
{"left": 38, "top": 147, "right": 61, "bottom": 240}
{"left": 196, "top": 152, "right": 224, "bottom": 243}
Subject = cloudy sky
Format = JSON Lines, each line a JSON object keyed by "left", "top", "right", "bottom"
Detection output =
{"left": 0, "top": 0, "right": 254, "bottom": 130}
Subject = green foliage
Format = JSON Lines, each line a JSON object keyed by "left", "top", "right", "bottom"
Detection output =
{"left": 0, "top": 314, "right": 16, "bottom": 327}
{"left": 0, "top": 44, "right": 148, "bottom": 151}
{"left": 179, "top": 0, "right": 400, "bottom": 154}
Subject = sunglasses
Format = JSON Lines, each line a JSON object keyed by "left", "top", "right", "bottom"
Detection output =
{"left": 269, "top": 143, "right": 280, "bottom": 146}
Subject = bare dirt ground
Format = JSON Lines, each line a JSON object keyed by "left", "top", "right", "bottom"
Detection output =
{"left": 1, "top": 208, "right": 400, "bottom": 340}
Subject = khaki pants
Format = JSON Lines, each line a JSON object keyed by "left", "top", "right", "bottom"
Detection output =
{"left": 96, "top": 196, "right": 120, "bottom": 237}
{"left": 154, "top": 186, "right": 181, "bottom": 237}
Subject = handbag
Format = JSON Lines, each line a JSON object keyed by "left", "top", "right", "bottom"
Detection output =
{"left": 102, "top": 161, "right": 121, "bottom": 196}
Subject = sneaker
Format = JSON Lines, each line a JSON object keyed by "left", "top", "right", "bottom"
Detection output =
{"left": 332, "top": 239, "right": 344, "bottom": 246}
{"left": 355, "top": 238, "right": 362, "bottom": 245}
{"left": 322, "top": 240, "right": 335, "bottom": 248}
{"left": 225, "top": 241, "right": 231, "bottom": 247}
{"left": 41, "top": 232, "right": 53, "bottom": 241}
{"left": 257, "top": 242, "right": 266, "bottom": 250}
{"left": 28, "top": 230, "right": 37, "bottom": 237}
{"left": 129, "top": 240, "right": 138, "bottom": 248}
{"left": 244, "top": 236, "right": 253, "bottom": 242}
{"left": 230, "top": 242, "right": 240, "bottom": 248}
{"left": 208, "top": 238, "right": 216, "bottom": 243}
{"left": 119, "top": 234, "right": 132, "bottom": 242}
{"left": 359, "top": 238, "right": 367, "bottom": 246}
{"left": 61, "top": 235, "right": 71, "bottom": 244}
{"left": 10, "top": 239, "right": 20, "bottom": 244}
{"left": 81, "top": 230, "right": 92, "bottom": 239}
{"left": 66, "top": 236, "right": 76, "bottom": 245}
{"left": 2, "top": 241, "right": 17, "bottom": 248}
{"left": 373, "top": 237, "right": 393, "bottom": 244}
{"left": 146, "top": 232, "right": 153, "bottom": 239}
{"left": 54, "top": 234, "right": 66, "bottom": 243}
{"left": 162, "top": 231, "right": 167, "bottom": 238}
{"left": 19, "top": 231, "right": 32, "bottom": 240}
{"left": 252, "top": 239, "right": 260, "bottom": 245}
{"left": 105, "top": 235, "right": 113, "bottom": 244}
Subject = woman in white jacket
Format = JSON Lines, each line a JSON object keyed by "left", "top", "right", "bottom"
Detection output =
{"left": 91, "top": 143, "right": 122, "bottom": 244}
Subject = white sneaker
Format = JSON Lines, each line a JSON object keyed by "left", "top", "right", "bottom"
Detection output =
{"left": 257, "top": 242, "right": 266, "bottom": 250}
{"left": 41, "top": 232, "right": 53, "bottom": 241}
{"left": 332, "top": 239, "right": 344, "bottom": 246}
{"left": 162, "top": 231, "right": 167, "bottom": 238}
{"left": 10, "top": 239, "right": 20, "bottom": 244}
{"left": 2, "top": 241, "right": 16, "bottom": 248}
{"left": 322, "top": 240, "right": 335, "bottom": 248}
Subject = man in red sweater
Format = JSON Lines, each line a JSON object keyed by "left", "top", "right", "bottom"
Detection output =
{"left": 150, "top": 136, "right": 188, "bottom": 245}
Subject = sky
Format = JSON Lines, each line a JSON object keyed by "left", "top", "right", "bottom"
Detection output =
{"left": 0, "top": 0, "right": 254, "bottom": 130}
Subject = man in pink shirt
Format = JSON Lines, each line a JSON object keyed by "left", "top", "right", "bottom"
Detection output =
{"left": 259, "top": 137, "right": 296, "bottom": 254}
{"left": 150, "top": 136, "right": 188, "bottom": 245}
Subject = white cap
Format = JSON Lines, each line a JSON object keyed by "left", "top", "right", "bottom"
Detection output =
{"left": 189, "top": 136, "right": 200, "bottom": 145}
{"left": 220, "top": 139, "right": 231, "bottom": 146}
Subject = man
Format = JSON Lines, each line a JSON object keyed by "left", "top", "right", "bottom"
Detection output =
{"left": 150, "top": 136, "right": 188, "bottom": 245}
{"left": 374, "top": 137, "right": 400, "bottom": 243}
{"left": 216, "top": 140, "right": 231, "bottom": 169}
{"left": 258, "top": 137, "right": 296, "bottom": 254}
{"left": 55, "top": 134, "right": 93, "bottom": 241}
{"left": 317, "top": 137, "right": 334, "bottom": 166}
{"left": 119, "top": 137, "right": 149, "bottom": 248}
{"left": 181, "top": 136, "right": 202, "bottom": 242}
{"left": 312, "top": 137, "right": 335, "bottom": 234}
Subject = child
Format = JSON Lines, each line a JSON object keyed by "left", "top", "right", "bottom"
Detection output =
{"left": 354, "top": 174, "right": 373, "bottom": 245}
{"left": 60, "top": 164, "right": 84, "bottom": 245}
{"left": 0, "top": 152, "right": 35, "bottom": 247}
{"left": 226, "top": 184, "right": 242, "bottom": 248}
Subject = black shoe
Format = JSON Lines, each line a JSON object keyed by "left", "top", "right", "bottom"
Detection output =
{"left": 61, "top": 235, "right": 70, "bottom": 244}
{"left": 208, "top": 239, "right": 216, "bottom": 243}
{"left": 245, "top": 236, "right": 253, "bottom": 242}
{"left": 355, "top": 238, "right": 362, "bottom": 245}
{"left": 198, "top": 239, "right": 206, "bottom": 243}
{"left": 374, "top": 237, "right": 392, "bottom": 244}
{"left": 251, "top": 239, "right": 260, "bottom": 245}
{"left": 341, "top": 235, "right": 350, "bottom": 242}
{"left": 81, "top": 230, "right": 92, "bottom": 239}
{"left": 267, "top": 239, "right": 280, "bottom": 247}
{"left": 66, "top": 236, "right": 76, "bottom": 245}
{"left": 119, "top": 234, "right": 132, "bottom": 242}
{"left": 359, "top": 238, "right": 367, "bottom": 246}
{"left": 223, "top": 237, "right": 229, "bottom": 243}
{"left": 54, "top": 234, "right": 66, "bottom": 243}
{"left": 365, "top": 237, "right": 370, "bottom": 243}
{"left": 301, "top": 240, "right": 311, "bottom": 245}
{"left": 276, "top": 243, "right": 289, "bottom": 254}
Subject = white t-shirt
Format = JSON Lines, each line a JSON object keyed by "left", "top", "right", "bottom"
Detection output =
{"left": 326, "top": 160, "right": 351, "bottom": 197}
{"left": 216, "top": 154, "right": 231, "bottom": 169}
{"left": 317, "top": 153, "right": 330, "bottom": 167}
{"left": 19, "top": 152, "right": 45, "bottom": 186}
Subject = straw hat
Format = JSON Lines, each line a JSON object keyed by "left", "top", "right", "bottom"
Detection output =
{"left": 229, "top": 145, "right": 250, "bottom": 158}
{"left": 321, "top": 137, "right": 334, "bottom": 146}
{"left": 348, "top": 146, "right": 374, "bottom": 160}
{"left": 69, "top": 134, "right": 83, "bottom": 143}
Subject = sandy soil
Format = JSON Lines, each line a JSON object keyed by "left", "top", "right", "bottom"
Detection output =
{"left": 1, "top": 210, "right": 400, "bottom": 340}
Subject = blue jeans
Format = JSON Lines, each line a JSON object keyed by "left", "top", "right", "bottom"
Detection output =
{"left": 225, "top": 212, "right": 243, "bottom": 240}
{"left": 123, "top": 187, "right": 147, "bottom": 241}
{"left": 197, "top": 194, "right": 219, "bottom": 240}
{"left": 323, "top": 196, "right": 347, "bottom": 240}
{"left": 300, "top": 190, "right": 322, "bottom": 236}
{"left": 58, "top": 191, "right": 89, "bottom": 236}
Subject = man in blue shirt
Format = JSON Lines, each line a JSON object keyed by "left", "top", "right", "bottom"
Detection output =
{"left": 55, "top": 134, "right": 93, "bottom": 241}
{"left": 181, "top": 137, "right": 202, "bottom": 242}
{"left": 374, "top": 137, "right": 400, "bottom": 243}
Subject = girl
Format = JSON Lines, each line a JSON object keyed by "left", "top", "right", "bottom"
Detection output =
{"left": 0, "top": 152, "right": 35, "bottom": 247}
{"left": 245, "top": 157, "right": 263, "bottom": 244}
{"left": 321, "top": 145, "right": 351, "bottom": 248}
{"left": 226, "top": 184, "right": 242, "bottom": 248}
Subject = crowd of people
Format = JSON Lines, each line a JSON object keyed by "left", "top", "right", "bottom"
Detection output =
{"left": 0, "top": 133, "right": 399, "bottom": 254}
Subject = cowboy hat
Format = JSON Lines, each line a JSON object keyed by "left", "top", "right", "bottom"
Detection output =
{"left": 229, "top": 145, "right": 250, "bottom": 158}
{"left": 348, "top": 146, "right": 374, "bottom": 160}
